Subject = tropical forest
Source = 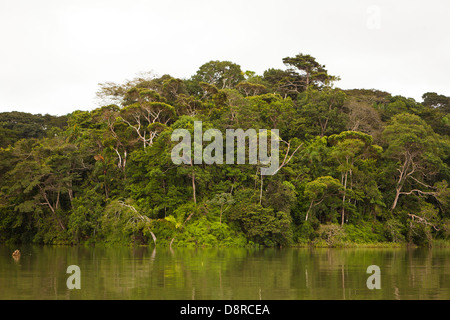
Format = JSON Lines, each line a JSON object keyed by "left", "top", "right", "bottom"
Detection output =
{"left": 1, "top": 53, "right": 449, "bottom": 247}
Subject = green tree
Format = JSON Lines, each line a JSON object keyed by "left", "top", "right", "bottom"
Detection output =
{"left": 191, "top": 60, "right": 245, "bottom": 90}
{"left": 282, "top": 53, "right": 339, "bottom": 91}
{"left": 119, "top": 88, "right": 175, "bottom": 148}
{"left": 291, "top": 88, "right": 347, "bottom": 138}
{"left": 229, "top": 189, "right": 293, "bottom": 246}
{"left": 262, "top": 68, "right": 300, "bottom": 98}
{"left": 207, "top": 192, "right": 234, "bottom": 224}
{"left": 304, "top": 176, "right": 343, "bottom": 223}
{"left": 422, "top": 92, "right": 450, "bottom": 112}
{"left": 328, "top": 131, "right": 382, "bottom": 225}
{"left": 383, "top": 113, "right": 449, "bottom": 211}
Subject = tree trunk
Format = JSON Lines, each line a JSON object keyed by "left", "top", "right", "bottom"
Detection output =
{"left": 40, "top": 187, "right": 65, "bottom": 231}
{"left": 391, "top": 155, "right": 410, "bottom": 211}
{"left": 191, "top": 169, "right": 196, "bottom": 205}
{"left": 123, "top": 150, "right": 127, "bottom": 179}
{"left": 259, "top": 173, "right": 263, "bottom": 205}
{"left": 391, "top": 186, "right": 402, "bottom": 211}
{"left": 67, "top": 177, "right": 74, "bottom": 208}
{"left": 305, "top": 199, "right": 314, "bottom": 221}
{"left": 341, "top": 171, "right": 348, "bottom": 226}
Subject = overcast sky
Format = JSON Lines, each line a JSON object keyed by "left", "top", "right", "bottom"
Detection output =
{"left": 1, "top": 0, "right": 449, "bottom": 115}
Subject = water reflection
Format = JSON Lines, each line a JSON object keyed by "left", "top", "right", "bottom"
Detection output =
{"left": 0, "top": 245, "right": 448, "bottom": 300}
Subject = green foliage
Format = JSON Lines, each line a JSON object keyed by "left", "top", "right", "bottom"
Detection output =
{"left": 173, "top": 216, "right": 247, "bottom": 247}
{"left": 282, "top": 53, "right": 339, "bottom": 91}
{"left": 290, "top": 88, "right": 348, "bottom": 138}
{"left": 313, "top": 224, "right": 345, "bottom": 247}
{"left": 294, "top": 220, "right": 318, "bottom": 243}
{"left": 383, "top": 218, "right": 406, "bottom": 243}
{"left": 406, "top": 201, "right": 441, "bottom": 246}
{"left": 1, "top": 53, "right": 449, "bottom": 247}
{"left": 343, "top": 222, "right": 385, "bottom": 244}
{"left": 191, "top": 60, "right": 245, "bottom": 91}
{"left": 228, "top": 196, "right": 293, "bottom": 247}
{"left": 0, "top": 112, "right": 67, "bottom": 148}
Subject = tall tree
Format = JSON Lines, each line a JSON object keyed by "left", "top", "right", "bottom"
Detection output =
{"left": 291, "top": 88, "right": 347, "bottom": 138}
{"left": 328, "top": 131, "right": 382, "bottom": 225}
{"left": 191, "top": 60, "right": 245, "bottom": 90}
{"left": 422, "top": 92, "right": 450, "bottom": 112}
{"left": 383, "top": 113, "right": 449, "bottom": 211}
{"left": 304, "top": 176, "right": 343, "bottom": 222}
{"left": 119, "top": 88, "right": 175, "bottom": 148}
{"left": 282, "top": 53, "right": 339, "bottom": 91}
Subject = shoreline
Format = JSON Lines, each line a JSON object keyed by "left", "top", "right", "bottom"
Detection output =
{"left": 2, "top": 240, "right": 449, "bottom": 249}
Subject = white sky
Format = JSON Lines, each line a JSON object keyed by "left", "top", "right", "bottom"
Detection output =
{"left": 1, "top": 0, "right": 449, "bottom": 115}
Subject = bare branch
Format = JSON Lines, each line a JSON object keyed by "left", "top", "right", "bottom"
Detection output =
{"left": 407, "top": 213, "right": 440, "bottom": 231}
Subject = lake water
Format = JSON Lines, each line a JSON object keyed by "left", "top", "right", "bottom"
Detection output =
{"left": 0, "top": 245, "right": 448, "bottom": 300}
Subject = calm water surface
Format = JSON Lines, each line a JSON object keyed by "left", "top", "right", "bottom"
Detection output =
{"left": 0, "top": 245, "right": 448, "bottom": 300}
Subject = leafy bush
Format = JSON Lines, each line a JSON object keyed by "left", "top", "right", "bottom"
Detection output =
{"left": 344, "top": 222, "right": 385, "bottom": 244}
{"left": 314, "top": 224, "right": 345, "bottom": 247}
{"left": 173, "top": 216, "right": 247, "bottom": 247}
{"left": 383, "top": 218, "right": 406, "bottom": 243}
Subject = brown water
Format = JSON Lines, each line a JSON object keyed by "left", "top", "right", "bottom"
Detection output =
{"left": 0, "top": 245, "right": 448, "bottom": 300}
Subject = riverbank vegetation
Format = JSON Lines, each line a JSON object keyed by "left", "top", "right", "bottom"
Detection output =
{"left": 1, "top": 53, "right": 449, "bottom": 247}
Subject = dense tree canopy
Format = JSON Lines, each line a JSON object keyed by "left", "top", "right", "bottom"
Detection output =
{"left": 1, "top": 53, "right": 449, "bottom": 247}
